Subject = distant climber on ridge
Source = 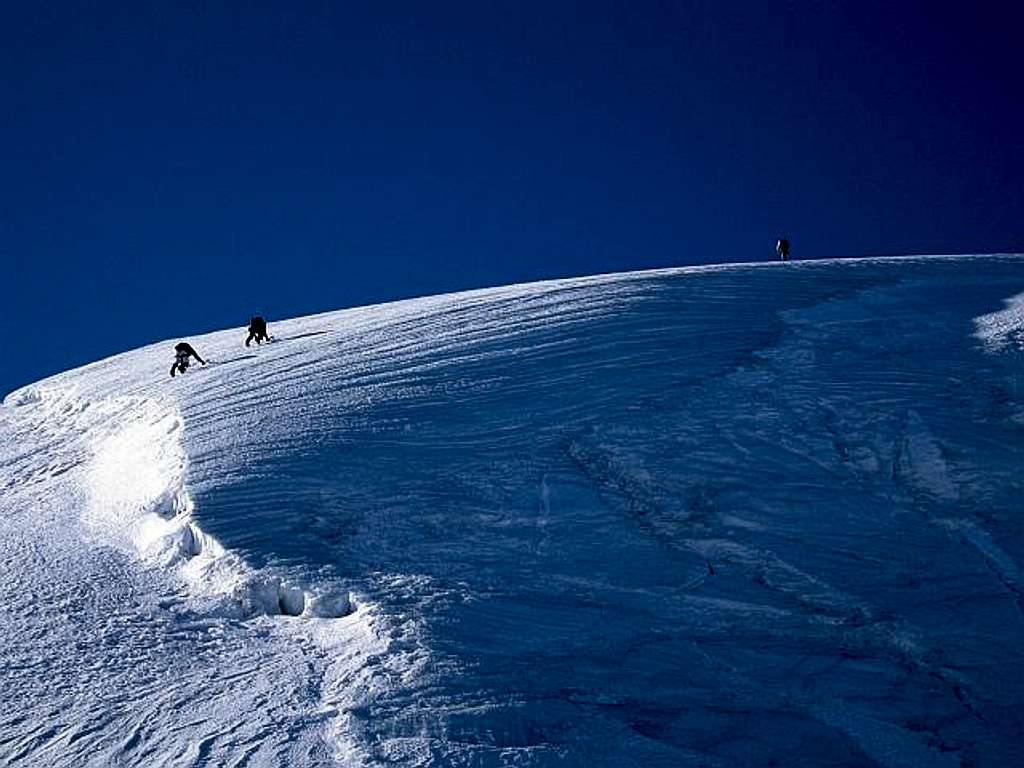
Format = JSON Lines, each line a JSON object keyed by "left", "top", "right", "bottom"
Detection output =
{"left": 776, "top": 238, "right": 791, "bottom": 261}
{"left": 170, "top": 342, "right": 206, "bottom": 377}
{"left": 246, "top": 315, "right": 270, "bottom": 347}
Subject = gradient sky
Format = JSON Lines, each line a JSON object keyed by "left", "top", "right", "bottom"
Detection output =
{"left": 3, "top": 1, "right": 1023, "bottom": 395}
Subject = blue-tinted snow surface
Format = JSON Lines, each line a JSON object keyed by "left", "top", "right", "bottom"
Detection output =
{"left": 2, "top": 255, "right": 1023, "bottom": 766}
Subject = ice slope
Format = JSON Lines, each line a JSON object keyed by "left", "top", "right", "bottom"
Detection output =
{"left": 2, "top": 254, "right": 1024, "bottom": 767}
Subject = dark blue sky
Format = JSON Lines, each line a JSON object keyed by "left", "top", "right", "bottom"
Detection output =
{"left": 3, "top": 1, "right": 1022, "bottom": 395}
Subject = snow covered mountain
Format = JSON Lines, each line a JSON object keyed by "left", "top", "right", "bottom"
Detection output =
{"left": 2, "top": 255, "right": 1023, "bottom": 767}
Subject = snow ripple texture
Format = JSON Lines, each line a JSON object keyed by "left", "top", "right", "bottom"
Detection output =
{"left": 2, "top": 254, "right": 1024, "bottom": 767}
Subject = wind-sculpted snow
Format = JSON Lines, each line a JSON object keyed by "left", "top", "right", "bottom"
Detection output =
{"left": 975, "top": 289, "right": 1024, "bottom": 352}
{"left": 2, "top": 254, "right": 1023, "bottom": 766}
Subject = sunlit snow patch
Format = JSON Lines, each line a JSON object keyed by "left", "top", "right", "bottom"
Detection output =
{"left": 83, "top": 399, "right": 195, "bottom": 557}
{"left": 975, "top": 290, "right": 1024, "bottom": 351}
{"left": 83, "top": 397, "right": 351, "bottom": 619}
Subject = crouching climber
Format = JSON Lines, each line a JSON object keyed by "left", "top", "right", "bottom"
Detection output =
{"left": 170, "top": 342, "right": 205, "bottom": 377}
{"left": 246, "top": 315, "right": 270, "bottom": 347}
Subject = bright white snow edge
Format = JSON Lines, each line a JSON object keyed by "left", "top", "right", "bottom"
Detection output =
{"left": 975, "top": 290, "right": 1024, "bottom": 352}
{"left": 81, "top": 394, "right": 351, "bottom": 619}
{"left": 5, "top": 381, "right": 407, "bottom": 766}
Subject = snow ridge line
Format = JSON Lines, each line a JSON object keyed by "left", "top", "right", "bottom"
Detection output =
{"left": 82, "top": 395, "right": 352, "bottom": 619}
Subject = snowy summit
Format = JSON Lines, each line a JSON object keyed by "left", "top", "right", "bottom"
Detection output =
{"left": 2, "top": 254, "right": 1023, "bottom": 766}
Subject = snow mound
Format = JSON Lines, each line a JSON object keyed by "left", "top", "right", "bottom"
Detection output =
{"left": 82, "top": 394, "right": 354, "bottom": 620}
{"left": 975, "top": 290, "right": 1024, "bottom": 351}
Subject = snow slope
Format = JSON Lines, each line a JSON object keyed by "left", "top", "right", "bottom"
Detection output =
{"left": 2, "top": 255, "right": 1023, "bottom": 767}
